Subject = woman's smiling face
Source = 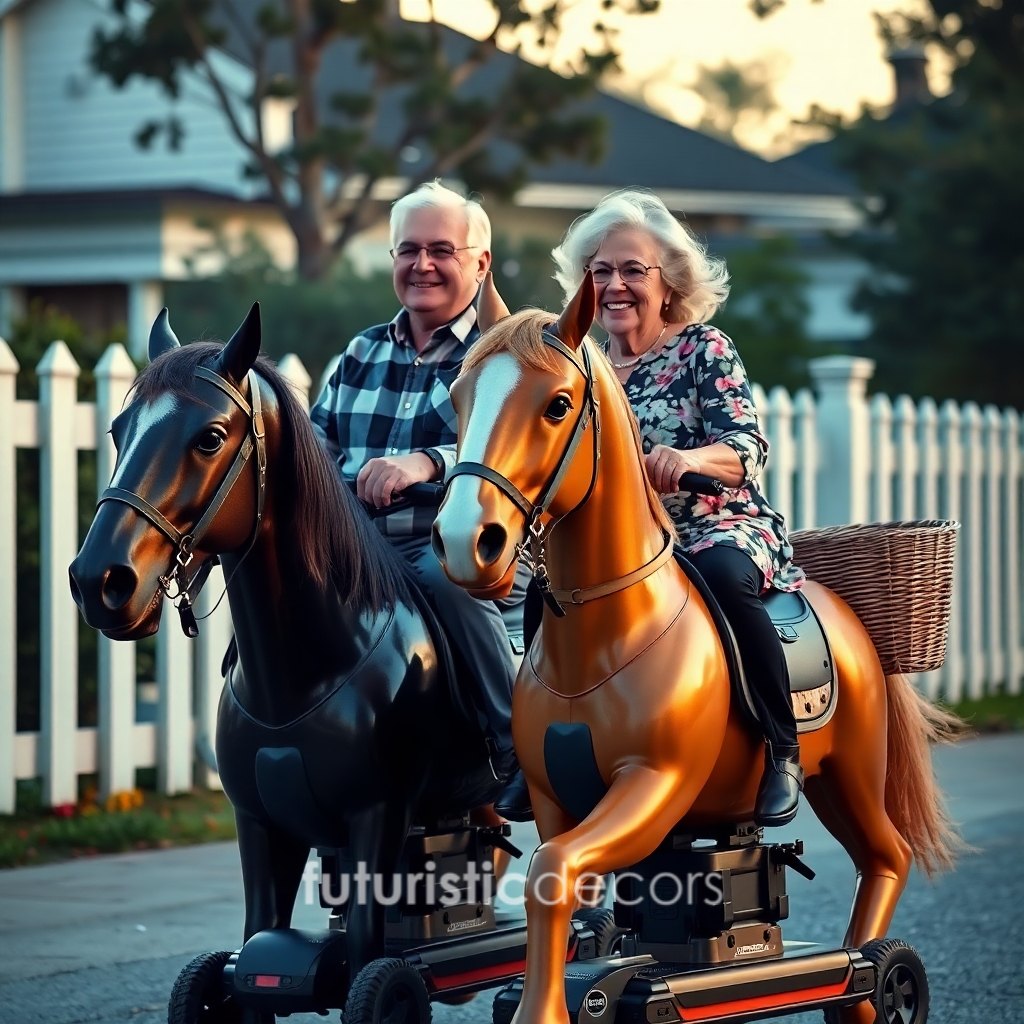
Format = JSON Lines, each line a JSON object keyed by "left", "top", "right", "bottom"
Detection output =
{"left": 590, "top": 228, "right": 672, "bottom": 349}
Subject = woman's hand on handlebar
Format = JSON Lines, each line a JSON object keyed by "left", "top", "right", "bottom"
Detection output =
{"left": 645, "top": 443, "right": 703, "bottom": 495}
{"left": 356, "top": 452, "right": 437, "bottom": 508}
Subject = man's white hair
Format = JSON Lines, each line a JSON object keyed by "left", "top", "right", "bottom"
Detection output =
{"left": 390, "top": 180, "right": 491, "bottom": 250}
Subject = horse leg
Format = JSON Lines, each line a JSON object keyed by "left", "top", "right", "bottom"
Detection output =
{"left": 810, "top": 751, "right": 912, "bottom": 948}
{"left": 515, "top": 767, "right": 698, "bottom": 1024}
{"left": 235, "top": 811, "right": 310, "bottom": 939}
{"left": 344, "top": 800, "right": 412, "bottom": 980}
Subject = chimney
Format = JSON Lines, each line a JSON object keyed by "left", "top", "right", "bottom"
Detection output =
{"left": 887, "top": 44, "right": 931, "bottom": 110}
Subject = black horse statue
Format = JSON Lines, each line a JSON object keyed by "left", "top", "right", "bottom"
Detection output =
{"left": 69, "top": 304, "right": 504, "bottom": 983}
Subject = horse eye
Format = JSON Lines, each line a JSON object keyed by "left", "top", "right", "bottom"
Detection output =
{"left": 545, "top": 396, "right": 573, "bottom": 421}
{"left": 195, "top": 429, "right": 226, "bottom": 455}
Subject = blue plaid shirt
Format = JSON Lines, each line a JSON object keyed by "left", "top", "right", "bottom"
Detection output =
{"left": 309, "top": 303, "right": 479, "bottom": 537}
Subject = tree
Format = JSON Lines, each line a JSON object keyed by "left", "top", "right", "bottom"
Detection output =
{"left": 713, "top": 236, "right": 815, "bottom": 394}
{"left": 772, "top": 0, "right": 1024, "bottom": 407}
{"left": 91, "top": 0, "right": 659, "bottom": 281}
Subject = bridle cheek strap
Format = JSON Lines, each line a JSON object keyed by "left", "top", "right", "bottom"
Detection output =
{"left": 96, "top": 367, "right": 267, "bottom": 636}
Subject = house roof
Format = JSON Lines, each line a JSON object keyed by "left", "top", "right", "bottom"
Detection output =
{"left": 229, "top": 9, "right": 858, "bottom": 205}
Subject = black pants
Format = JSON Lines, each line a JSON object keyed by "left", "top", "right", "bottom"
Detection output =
{"left": 688, "top": 545, "right": 797, "bottom": 749}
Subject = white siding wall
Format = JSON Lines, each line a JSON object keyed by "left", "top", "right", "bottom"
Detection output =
{"left": 19, "top": 0, "right": 257, "bottom": 194}
{"left": 800, "top": 255, "right": 872, "bottom": 342}
{"left": 0, "top": 208, "right": 163, "bottom": 282}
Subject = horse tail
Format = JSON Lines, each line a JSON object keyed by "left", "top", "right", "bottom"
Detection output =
{"left": 883, "top": 672, "right": 966, "bottom": 876}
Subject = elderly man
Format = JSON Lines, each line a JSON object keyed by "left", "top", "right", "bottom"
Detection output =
{"left": 309, "top": 181, "right": 531, "bottom": 821}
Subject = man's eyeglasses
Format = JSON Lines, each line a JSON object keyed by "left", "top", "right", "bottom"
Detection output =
{"left": 390, "top": 243, "right": 476, "bottom": 262}
{"left": 586, "top": 261, "right": 662, "bottom": 285}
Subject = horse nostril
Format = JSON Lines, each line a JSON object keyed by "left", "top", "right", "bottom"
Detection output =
{"left": 477, "top": 524, "right": 507, "bottom": 566}
{"left": 430, "top": 524, "right": 447, "bottom": 565}
{"left": 101, "top": 564, "right": 138, "bottom": 612}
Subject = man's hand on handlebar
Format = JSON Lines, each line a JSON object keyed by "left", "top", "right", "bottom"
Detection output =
{"left": 356, "top": 452, "right": 437, "bottom": 508}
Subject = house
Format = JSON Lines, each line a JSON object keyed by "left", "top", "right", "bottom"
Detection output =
{"left": 0, "top": 0, "right": 867, "bottom": 358}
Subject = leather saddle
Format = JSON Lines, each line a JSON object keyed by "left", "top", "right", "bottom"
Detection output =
{"left": 674, "top": 549, "right": 836, "bottom": 734}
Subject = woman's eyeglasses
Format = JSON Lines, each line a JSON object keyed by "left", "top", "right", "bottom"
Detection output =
{"left": 390, "top": 243, "right": 476, "bottom": 262}
{"left": 586, "top": 261, "right": 662, "bottom": 285}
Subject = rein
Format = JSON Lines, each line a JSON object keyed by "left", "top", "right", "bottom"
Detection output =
{"left": 96, "top": 365, "right": 268, "bottom": 637}
{"left": 448, "top": 330, "right": 669, "bottom": 616}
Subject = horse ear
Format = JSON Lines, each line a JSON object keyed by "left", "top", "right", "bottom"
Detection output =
{"left": 555, "top": 270, "right": 597, "bottom": 351}
{"left": 476, "top": 272, "right": 511, "bottom": 333}
{"left": 148, "top": 308, "right": 181, "bottom": 361}
{"left": 215, "top": 302, "right": 261, "bottom": 382}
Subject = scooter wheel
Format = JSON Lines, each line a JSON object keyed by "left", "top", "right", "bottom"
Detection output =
{"left": 862, "top": 938, "right": 929, "bottom": 1024}
{"left": 168, "top": 950, "right": 242, "bottom": 1024}
{"left": 573, "top": 907, "right": 626, "bottom": 957}
{"left": 343, "top": 957, "right": 431, "bottom": 1024}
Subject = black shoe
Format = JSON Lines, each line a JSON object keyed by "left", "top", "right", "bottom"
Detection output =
{"left": 494, "top": 769, "right": 534, "bottom": 822}
{"left": 754, "top": 743, "right": 803, "bottom": 827}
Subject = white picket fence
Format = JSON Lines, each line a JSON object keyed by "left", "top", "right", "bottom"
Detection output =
{"left": 0, "top": 341, "right": 1021, "bottom": 812}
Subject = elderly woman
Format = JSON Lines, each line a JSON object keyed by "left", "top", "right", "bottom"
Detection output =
{"left": 551, "top": 189, "right": 806, "bottom": 826}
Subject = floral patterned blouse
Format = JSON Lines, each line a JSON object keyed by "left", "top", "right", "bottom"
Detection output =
{"left": 611, "top": 322, "right": 804, "bottom": 594}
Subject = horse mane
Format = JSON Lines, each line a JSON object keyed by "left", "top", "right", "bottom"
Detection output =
{"left": 463, "top": 309, "right": 676, "bottom": 540}
{"left": 133, "top": 343, "right": 410, "bottom": 612}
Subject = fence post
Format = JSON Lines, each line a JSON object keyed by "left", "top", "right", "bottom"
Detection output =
{"left": 893, "top": 395, "right": 918, "bottom": 521}
{"left": 0, "top": 338, "right": 18, "bottom": 813}
{"left": 938, "top": 401, "right": 963, "bottom": 702}
{"left": 983, "top": 406, "right": 1004, "bottom": 692}
{"left": 38, "top": 341, "right": 81, "bottom": 807}
{"left": 157, "top": 613, "right": 194, "bottom": 795}
{"left": 960, "top": 403, "right": 985, "bottom": 700}
{"left": 278, "top": 354, "right": 312, "bottom": 411}
{"left": 1003, "top": 409, "right": 1021, "bottom": 695}
{"left": 807, "top": 356, "right": 875, "bottom": 526}
{"left": 94, "top": 344, "right": 138, "bottom": 800}
{"left": 869, "top": 393, "right": 894, "bottom": 522}
{"left": 793, "top": 389, "right": 817, "bottom": 531}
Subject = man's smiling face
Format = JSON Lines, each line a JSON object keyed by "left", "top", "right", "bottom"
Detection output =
{"left": 391, "top": 205, "right": 489, "bottom": 329}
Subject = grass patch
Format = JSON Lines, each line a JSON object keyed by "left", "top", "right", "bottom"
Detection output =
{"left": 949, "top": 689, "right": 1024, "bottom": 734}
{"left": 0, "top": 779, "right": 236, "bottom": 869}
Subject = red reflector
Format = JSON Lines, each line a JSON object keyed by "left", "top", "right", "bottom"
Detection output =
{"left": 254, "top": 975, "right": 282, "bottom": 988}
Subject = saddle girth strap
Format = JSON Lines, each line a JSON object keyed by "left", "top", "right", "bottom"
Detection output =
{"left": 548, "top": 532, "right": 675, "bottom": 607}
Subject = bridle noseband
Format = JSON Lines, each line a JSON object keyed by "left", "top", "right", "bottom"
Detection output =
{"left": 96, "top": 365, "right": 268, "bottom": 636}
{"left": 447, "top": 330, "right": 673, "bottom": 615}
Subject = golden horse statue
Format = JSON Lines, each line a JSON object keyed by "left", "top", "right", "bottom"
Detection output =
{"left": 431, "top": 274, "right": 960, "bottom": 1024}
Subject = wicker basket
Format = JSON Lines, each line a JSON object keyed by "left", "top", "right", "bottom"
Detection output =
{"left": 789, "top": 520, "right": 959, "bottom": 675}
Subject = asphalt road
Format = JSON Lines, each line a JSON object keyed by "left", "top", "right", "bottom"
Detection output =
{"left": 1, "top": 733, "right": 1021, "bottom": 1024}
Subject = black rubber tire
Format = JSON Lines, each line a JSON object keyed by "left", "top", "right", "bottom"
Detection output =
{"left": 572, "top": 907, "right": 626, "bottom": 957}
{"left": 492, "top": 984, "right": 518, "bottom": 1024}
{"left": 862, "top": 938, "right": 929, "bottom": 1024}
{"left": 343, "top": 958, "right": 431, "bottom": 1024}
{"left": 167, "top": 950, "right": 243, "bottom": 1024}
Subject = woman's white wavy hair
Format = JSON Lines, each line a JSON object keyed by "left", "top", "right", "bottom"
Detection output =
{"left": 551, "top": 189, "right": 730, "bottom": 325}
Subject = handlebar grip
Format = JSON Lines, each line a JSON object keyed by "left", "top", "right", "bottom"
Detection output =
{"left": 678, "top": 471, "right": 725, "bottom": 495}
{"left": 346, "top": 479, "right": 446, "bottom": 518}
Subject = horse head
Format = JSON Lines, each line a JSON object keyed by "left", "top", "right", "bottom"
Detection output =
{"left": 432, "top": 273, "right": 598, "bottom": 599}
{"left": 69, "top": 304, "right": 266, "bottom": 639}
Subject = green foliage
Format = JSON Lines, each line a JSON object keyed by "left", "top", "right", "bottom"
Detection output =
{"left": 0, "top": 780, "right": 235, "bottom": 869}
{"left": 822, "top": 1, "right": 1024, "bottom": 407}
{"left": 165, "top": 230, "right": 398, "bottom": 391}
{"left": 950, "top": 690, "right": 1024, "bottom": 734}
{"left": 166, "top": 228, "right": 569, "bottom": 388}
{"left": 491, "top": 233, "right": 566, "bottom": 316}
{"left": 90, "top": 1, "right": 660, "bottom": 280}
{"left": 713, "top": 236, "right": 815, "bottom": 394}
